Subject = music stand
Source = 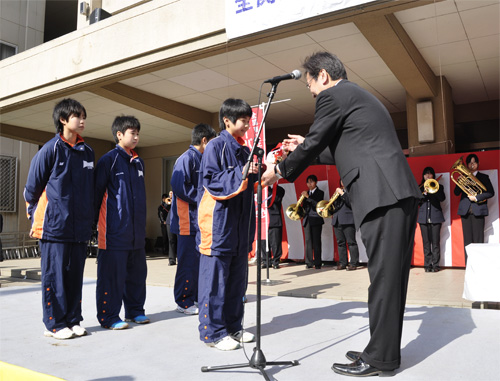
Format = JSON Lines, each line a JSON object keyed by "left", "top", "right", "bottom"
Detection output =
{"left": 201, "top": 82, "right": 299, "bottom": 380}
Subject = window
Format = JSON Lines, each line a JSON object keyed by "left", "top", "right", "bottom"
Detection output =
{"left": 0, "top": 156, "right": 18, "bottom": 212}
{"left": 0, "top": 41, "right": 17, "bottom": 61}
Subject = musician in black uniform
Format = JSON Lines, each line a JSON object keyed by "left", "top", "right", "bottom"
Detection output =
{"left": 158, "top": 194, "right": 171, "bottom": 256}
{"left": 418, "top": 167, "right": 445, "bottom": 272}
{"left": 262, "top": 184, "right": 285, "bottom": 269}
{"left": 302, "top": 175, "right": 325, "bottom": 269}
{"left": 331, "top": 180, "right": 359, "bottom": 271}
{"left": 454, "top": 154, "right": 495, "bottom": 263}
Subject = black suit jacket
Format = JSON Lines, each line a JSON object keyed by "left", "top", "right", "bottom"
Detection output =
{"left": 332, "top": 191, "right": 355, "bottom": 226}
{"left": 454, "top": 171, "right": 495, "bottom": 216}
{"left": 278, "top": 80, "right": 422, "bottom": 228}
{"left": 302, "top": 188, "right": 324, "bottom": 227}
{"left": 268, "top": 184, "right": 285, "bottom": 228}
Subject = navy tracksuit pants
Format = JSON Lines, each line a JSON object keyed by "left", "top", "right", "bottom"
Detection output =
{"left": 198, "top": 253, "right": 247, "bottom": 343}
{"left": 39, "top": 240, "right": 87, "bottom": 332}
{"left": 96, "top": 248, "right": 147, "bottom": 328}
{"left": 174, "top": 235, "right": 199, "bottom": 309}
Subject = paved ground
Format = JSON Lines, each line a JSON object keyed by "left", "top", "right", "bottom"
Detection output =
{"left": 1, "top": 256, "right": 499, "bottom": 380}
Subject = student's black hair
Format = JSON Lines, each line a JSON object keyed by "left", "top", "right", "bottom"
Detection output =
{"left": 191, "top": 123, "right": 217, "bottom": 145}
{"left": 302, "top": 51, "right": 348, "bottom": 82}
{"left": 306, "top": 174, "right": 318, "bottom": 183}
{"left": 111, "top": 116, "right": 141, "bottom": 143}
{"left": 162, "top": 193, "right": 168, "bottom": 200}
{"left": 420, "top": 166, "right": 436, "bottom": 185}
{"left": 466, "top": 153, "right": 479, "bottom": 165}
{"left": 219, "top": 98, "right": 252, "bottom": 130}
{"left": 52, "top": 98, "right": 87, "bottom": 134}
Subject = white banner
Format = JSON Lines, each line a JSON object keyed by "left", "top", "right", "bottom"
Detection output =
{"left": 226, "top": 0, "right": 375, "bottom": 39}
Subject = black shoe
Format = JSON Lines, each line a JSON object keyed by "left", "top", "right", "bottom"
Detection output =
{"left": 261, "top": 263, "right": 269, "bottom": 269}
{"left": 432, "top": 267, "right": 440, "bottom": 272}
{"left": 169, "top": 261, "right": 176, "bottom": 266}
{"left": 346, "top": 265, "right": 357, "bottom": 271}
{"left": 345, "top": 351, "right": 362, "bottom": 362}
{"left": 315, "top": 265, "right": 322, "bottom": 269}
{"left": 332, "top": 358, "right": 382, "bottom": 377}
{"left": 336, "top": 264, "right": 346, "bottom": 270}
{"left": 305, "top": 265, "right": 313, "bottom": 269}
{"left": 425, "top": 267, "right": 431, "bottom": 272}
{"left": 273, "top": 264, "right": 280, "bottom": 269}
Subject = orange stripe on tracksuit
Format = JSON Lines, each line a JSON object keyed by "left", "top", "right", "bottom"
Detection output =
{"left": 98, "top": 192, "right": 108, "bottom": 250}
{"left": 176, "top": 198, "right": 191, "bottom": 236}
{"left": 197, "top": 190, "right": 217, "bottom": 255}
{"left": 30, "top": 191, "right": 49, "bottom": 239}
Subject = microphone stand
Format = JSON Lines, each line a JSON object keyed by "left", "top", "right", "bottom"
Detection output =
{"left": 201, "top": 82, "right": 299, "bottom": 380}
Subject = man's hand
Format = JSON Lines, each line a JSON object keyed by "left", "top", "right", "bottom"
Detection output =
{"left": 262, "top": 163, "right": 278, "bottom": 186}
{"left": 468, "top": 195, "right": 478, "bottom": 202}
{"left": 282, "top": 134, "right": 305, "bottom": 153}
{"left": 301, "top": 190, "right": 309, "bottom": 198}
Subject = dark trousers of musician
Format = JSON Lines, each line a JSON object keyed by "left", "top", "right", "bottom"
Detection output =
{"left": 160, "top": 224, "right": 169, "bottom": 255}
{"left": 461, "top": 214, "right": 485, "bottom": 263}
{"left": 166, "top": 223, "right": 177, "bottom": 265}
{"left": 333, "top": 224, "right": 359, "bottom": 266}
{"left": 359, "top": 197, "right": 418, "bottom": 371}
{"left": 304, "top": 223, "right": 322, "bottom": 267}
{"left": 419, "top": 223, "right": 441, "bottom": 269}
{"left": 268, "top": 227, "right": 283, "bottom": 266}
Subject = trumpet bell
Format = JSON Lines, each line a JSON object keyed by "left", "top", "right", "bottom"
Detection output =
{"left": 316, "top": 200, "right": 333, "bottom": 218}
{"left": 285, "top": 204, "right": 305, "bottom": 221}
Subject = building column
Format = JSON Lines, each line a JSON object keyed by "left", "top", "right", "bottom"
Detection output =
{"left": 407, "top": 76, "right": 455, "bottom": 157}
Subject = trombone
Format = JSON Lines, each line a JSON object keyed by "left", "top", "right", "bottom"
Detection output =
{"left": 285, "top": 194, "right": 306, "bottom": 221}
{"left": 450, "top": 157, "right": 486, "bottom": 197}
{"left": 316, "top": 190, "right": 341, "bottom": 218}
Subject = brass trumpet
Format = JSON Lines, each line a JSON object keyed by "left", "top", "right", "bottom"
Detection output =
{"left": 423, "top": 179, "right": 439, "bottom": 194}
{"left": 286, "top": 194, "right": 306, "bottom": 221}
{"left": 316, "top": 191, "right": 341, "bottom": 218}
{"left": 450, "top": 157, "right": 486, "bottom": 197}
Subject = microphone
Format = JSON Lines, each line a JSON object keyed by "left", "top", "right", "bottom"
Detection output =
{"left": 264, "top": 70, "right": 302, "bottom": 84}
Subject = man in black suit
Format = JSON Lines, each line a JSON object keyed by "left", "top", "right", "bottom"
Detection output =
{"left": 263, "top": 184, "right": 285, "bottom": 269}
{"left": 262, "top": 52, "right": 422, "bottom": 376}
{"left": 454, "top": 153, "right": 495, "bottom": 262}
{"left": 302, "top": 175, "right": 325, "bottom": 269}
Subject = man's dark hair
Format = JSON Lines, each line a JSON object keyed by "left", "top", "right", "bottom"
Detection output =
{"left": 219, "top": 98, "right": 252, "bottom": 130}
{"left": 192, "top": 123, "right": 217, "bottom": 145}
{"left": 162, "top": 193, "right": 168, "bottom": 200}
{"left": 302, "top": 52, "right": 348, "bottom": 82}
{"left": 111, "top": 116, "right": 141, "bottom": 143}
{"left": 466, "top": 153, "right": 479, "bottom": 165}
{"left": 306, "top": 174, "right": 318, "bottom": 183}
{"left": 53, "top": 98, "right": 87, "bottom": 134}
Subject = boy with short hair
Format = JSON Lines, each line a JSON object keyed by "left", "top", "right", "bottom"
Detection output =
{"left": 24, "top": 98, "right": 94, "bottom": 339}
{"left": 94, "top": 116, "right": 148, "bottom": 330}
{"left": 197, "top": 98, "right": 258, "bottom": 351}
{"left": 170, "top": 123, "right": 217, "bottom": 315}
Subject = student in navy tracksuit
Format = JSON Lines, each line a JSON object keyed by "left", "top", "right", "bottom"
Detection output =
{"left": 170, "top": 123, "right": 216, "bottom": 315}
{"left": 24, "top": 98, "right": 94, "bottom": 340}
{"left": 197, "top": 99, "right": 258, "bottom": 351}
{"left": 94, "top": 116, "right": 149, "bottom": 330}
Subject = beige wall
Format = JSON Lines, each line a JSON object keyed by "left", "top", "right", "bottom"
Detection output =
{"left": 0, "top": 0, "right": 45, "bottom": 54}
{"left": 0, "top": 136, "right": 39, "bottom": 234}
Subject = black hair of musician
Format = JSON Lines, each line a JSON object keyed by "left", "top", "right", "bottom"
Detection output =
{"left": 302, "top": 51, "right": 348, "bottom": 81}
{"left": 306, "top": 174, "right": 318, "bottom": 183}
{"left": 111, "top": 115, "right": 141, "bottom": 143}
{"left": 53, "top": 98, "right": 87, "bottom": 134}
{"left": 191, "top": 123, "right": 217, "bottom": 145}
{"left": 162, "top": 194, "right": 168, "bottom": 200}
{"left": 219, "top": 98, "right": 252, "bottom": 130}
{"left": 466, "top": 154, "right": 479, "bottom": 165}
{"left": 421, "top": 166, "right": 436, "bottom": 184}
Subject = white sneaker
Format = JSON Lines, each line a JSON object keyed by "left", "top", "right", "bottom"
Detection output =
{"left": 206, "top": 336, "right": 241, "bottom": 351}
{"left": 230, "top": 330, "right": 255, "bottom": 343}
{"left": 176, "top": 305, "right": 199, "bottom": 315}
{"left": 71, "top": 325, "right": 87, "bottom": 337}
{"left": 44, "top": 327, "right": 75, "bottom": 340}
